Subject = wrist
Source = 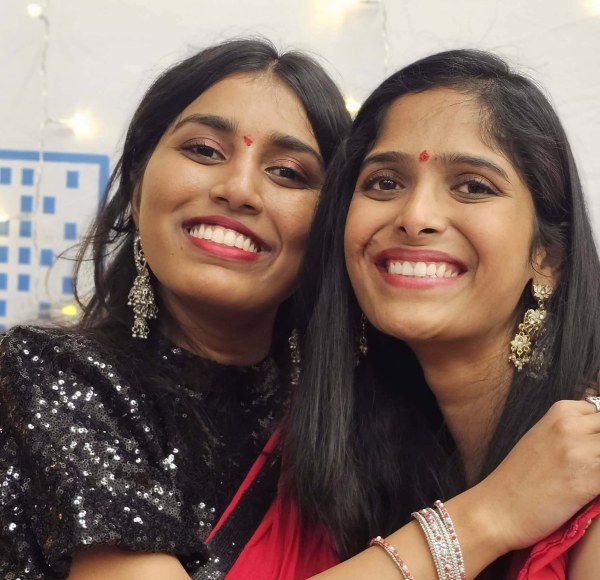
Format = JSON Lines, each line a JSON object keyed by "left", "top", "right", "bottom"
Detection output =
{"left": 443, "top": 482, "right": 512, "bottom": 576}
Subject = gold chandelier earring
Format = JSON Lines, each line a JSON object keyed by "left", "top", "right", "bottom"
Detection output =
{"left": 509, "top": 284, "right": 553, "bottom": 371}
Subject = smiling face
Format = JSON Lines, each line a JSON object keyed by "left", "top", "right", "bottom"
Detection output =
{"left": 344, "top": 88, "right": 556, "bottom": 353}
{"left": 132, "top": 72, "right": 323, "bottom": 325}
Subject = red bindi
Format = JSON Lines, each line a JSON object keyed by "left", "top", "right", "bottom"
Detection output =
{"left": 419, "top": 150, "right": 430, "bottom": 162}
{"left": 243, "top": 135, "right": 253, "bottom": 146}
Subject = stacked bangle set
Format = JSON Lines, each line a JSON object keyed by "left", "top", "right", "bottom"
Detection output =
{"left": 369, "top": 500, "right": 465, "bottom": 580}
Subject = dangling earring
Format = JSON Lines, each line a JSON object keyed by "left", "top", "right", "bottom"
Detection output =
{"left": 509, "top": 284, "right": 553, "bottom": 371}
{"left": 359, "top": 313, "right": 368, "bottom": 356}
{"left": 289, "top": 329, "right": 301, "bottom": 386}
{"left": 127, "top": 233, "right": 158, "bottom": 339}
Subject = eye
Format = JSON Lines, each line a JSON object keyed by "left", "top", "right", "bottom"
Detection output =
{"left": 180, "top": 141, "right": 224, "bottom": 162}
{"left": 358, "top": 170, "right": 404, "bottom": 198}
{"left": 454, "top": 176, "right": 500, "bottom": 199}
{"left": 266, "top": 163, "right": 314, "bottom": 189}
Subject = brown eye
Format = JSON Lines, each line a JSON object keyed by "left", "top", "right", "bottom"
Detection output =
{"left": 180, "top": 142, "right": 224, "bottom": 161}
{"left": 376, "top": 178, "right": 398, "bottom": 191}
{"left": 266, "top": 164, "right": 312, "bottom": 189}
{"left": 455, "top": 177, "right": 499, "bottom": 198}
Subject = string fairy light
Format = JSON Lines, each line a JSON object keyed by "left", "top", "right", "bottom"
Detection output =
{"left": 26, "top": 0, "right": 95, "bottom": 321}
{"left": 344, "top": 96, "right": 362, "bottom": 116}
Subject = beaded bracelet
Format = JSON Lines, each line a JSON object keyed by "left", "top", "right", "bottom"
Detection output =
{"left": 369, "top": 535, "right": 415, "bottom": 580}
{"left": 434, "top": 500, "right": 466, "bottom": 580}
{"left": 411, "top": 501, "right": 466, "bottom": 580}
{"left": 411, "top": 508, "right": 448, "bottom": 578}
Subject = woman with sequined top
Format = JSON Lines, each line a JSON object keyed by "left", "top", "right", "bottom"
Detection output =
{"left": 0, "top": 38, "right": 351, "bottom": 579}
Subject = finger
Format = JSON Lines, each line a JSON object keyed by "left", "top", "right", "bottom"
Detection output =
{"left": 550, "top": 399, "right": 600, "bottom": 416}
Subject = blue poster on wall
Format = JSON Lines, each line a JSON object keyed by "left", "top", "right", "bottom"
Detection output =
{"left": 0, "top": 149, "right": 110, "bottom": 331}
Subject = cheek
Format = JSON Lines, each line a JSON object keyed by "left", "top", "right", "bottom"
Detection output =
{"left": 344, "top": 199, "right": 375, "bottom": 258}
{"left": 278, "top": 196, "right": 318, "bottom": 251}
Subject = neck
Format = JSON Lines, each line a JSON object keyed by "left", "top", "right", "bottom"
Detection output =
{"left": 410, "top": 336, "right": 513, "bottom": 484}
{"left": 158, "top": 292, "right": 279, "bottom": 366}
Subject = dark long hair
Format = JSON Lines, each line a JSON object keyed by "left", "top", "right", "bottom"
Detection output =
{"left": 74, "top": 38, "right": 350, "bottom": 353}
{"left": 283, "top": 49, "right": 600, "bottom": 564}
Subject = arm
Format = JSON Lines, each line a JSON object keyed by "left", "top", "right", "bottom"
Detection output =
{"left": 69, "top": 548, "right": 191, "bottom": 580}
{"left": 312, "top": 399, "right": 600, "bottom": 579}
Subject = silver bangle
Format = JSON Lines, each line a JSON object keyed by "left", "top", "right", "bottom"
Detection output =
{"left": 412, "top": 502, "right": 466, "bottom": 580}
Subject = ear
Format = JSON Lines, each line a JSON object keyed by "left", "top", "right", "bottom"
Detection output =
{"left": 130, "top": 181, "right": 142, "bottom": 230}
{"left": 531, "top": 244, "right": 562, "bottom": 288}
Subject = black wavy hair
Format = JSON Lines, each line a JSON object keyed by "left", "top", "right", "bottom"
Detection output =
{"left": 283, "top": 49, "right": 600, "bottom": 570}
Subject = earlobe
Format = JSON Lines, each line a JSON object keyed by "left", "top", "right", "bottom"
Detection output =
{"left": 533, "top": 245, "right": 562, "bottom": 287}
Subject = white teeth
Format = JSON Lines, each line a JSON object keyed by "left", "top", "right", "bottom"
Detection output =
{"left": 212, "top": 227, "right": 224, "bottom": 244}
{"left": 386, "top": 260, "right": 459, "bottom": 278}
{"left": 223, "top": 230, "right": 236, "bottom": 246}
{"left": 188, "top": 224, "right": 259, "bottom": 253}
{"left": 413, "top": 262, "right": 427, "bottom": 277}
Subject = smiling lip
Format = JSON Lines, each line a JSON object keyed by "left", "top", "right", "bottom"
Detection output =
{"left": 374, "top": 248, "right": 467, "bottom": 288}
{"left": 182, "top": 215, "right": 269, "bottom": 262}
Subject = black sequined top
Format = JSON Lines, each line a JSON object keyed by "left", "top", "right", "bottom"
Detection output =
{"left": 0, "top": 325, "right": 285, "bottom": 579}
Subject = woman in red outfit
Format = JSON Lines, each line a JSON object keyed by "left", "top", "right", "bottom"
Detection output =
{"left": 285, "top": 49, "right": 600, "bottom": 579}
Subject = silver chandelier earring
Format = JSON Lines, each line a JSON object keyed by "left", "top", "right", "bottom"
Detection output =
{"left": 128, "top": 233, "right": 158, "bottom": 339}
{"left": 509, "top": 283, "right": 553, "bottom": 371}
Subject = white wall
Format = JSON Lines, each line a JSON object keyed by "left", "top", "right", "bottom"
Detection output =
{"left": 1, "top": 0, "right": 599, "bottom": 328}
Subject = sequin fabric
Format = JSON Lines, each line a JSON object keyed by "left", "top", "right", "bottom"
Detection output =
{"left": 0, "top": 325, "right": 284, "bottom": 579}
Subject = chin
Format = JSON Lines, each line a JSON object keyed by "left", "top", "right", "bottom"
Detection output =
{"left": 372, "top": 313, "right": 445, "bottom": 344}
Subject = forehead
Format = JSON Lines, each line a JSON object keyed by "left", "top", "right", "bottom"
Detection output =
{"left": 375, "top": 88, "right": 493, "bottom": 153}
{"left": 172, "top": 72, "right": 318, "bottom": 147}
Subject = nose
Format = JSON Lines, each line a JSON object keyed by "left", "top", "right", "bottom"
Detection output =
{"left": 209, "top": 158, "right": 263, "bottom": 214}
{"left": 393, "top": 185, "right": 447, "bottom": 241}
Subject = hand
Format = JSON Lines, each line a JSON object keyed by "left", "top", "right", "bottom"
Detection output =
{"left": 471, "top": 387, "right": 600, "bottom": 554}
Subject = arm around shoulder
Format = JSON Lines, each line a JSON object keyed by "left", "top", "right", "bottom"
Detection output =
{"left": 69, "top": 547, "right": 191, "bottom": 580}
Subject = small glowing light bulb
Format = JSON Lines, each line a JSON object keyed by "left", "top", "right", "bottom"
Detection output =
{"left": 314, "top": 0, "right": 364, "bottom": 28}
{"left": 27, "top": 3, "right": 44, "bottom": 18}
{"left": 345, "top": 96, "right": 362, "bottom": 116}
{"left": 61, "top": 304, "right": 78, "bottom": 317}
{"left": 65, "top": 111, "right": 98, "bottom": 139}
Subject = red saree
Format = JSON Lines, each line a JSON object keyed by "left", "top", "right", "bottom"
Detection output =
{"left": 206, "top": 431, "right": 338, "bottom": 579}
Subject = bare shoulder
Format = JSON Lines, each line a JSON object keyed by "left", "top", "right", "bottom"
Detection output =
{"left": 68, "top": 546, "right": 191, "bottom": 579}
{"left": 568, "top": 517, "right": 600, "bottom": 579}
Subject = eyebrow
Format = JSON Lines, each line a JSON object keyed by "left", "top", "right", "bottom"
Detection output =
{"left": 361, "top": 150, "right": 510, "bottom": 182}
{"left": 172, "top": 114, "right": 238, "bottom": 133}
{"left": 269, "top": 133, "right": 324, "bottom": 168}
